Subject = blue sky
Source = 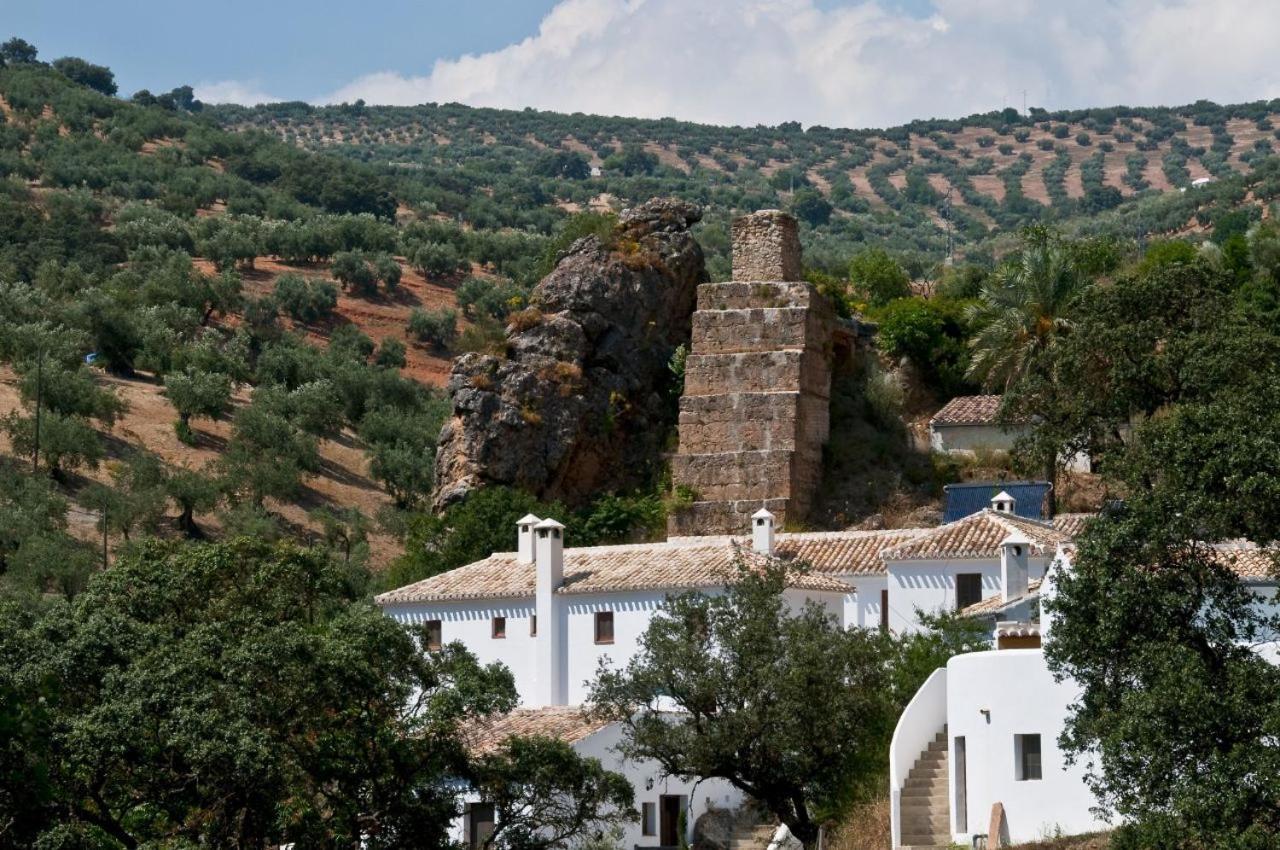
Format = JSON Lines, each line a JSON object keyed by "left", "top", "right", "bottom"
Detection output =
{"left": 5, "top": 1, "right": 1279, "bottom": 129}
{"left": 4, "top": 0, "right": 560, "bottom": 101}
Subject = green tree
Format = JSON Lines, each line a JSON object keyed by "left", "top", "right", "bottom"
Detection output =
{"left": 0, "top": 538, "right": 520, "bottom": 848}
{"left": 470, "top": 735, "right": 636, "bottom": 850}
{"left": 965, "top": 227, "right": 1083, "bottom": 390}
{"left": 0, "top": 37, "right": 38, "bottom": 65}
{"left": 848, "top": 247, "right": 911, "bottom": 306}
{"left": 164, "top": 368, "right": 232, "bottom": 435}
{"left": 408, "top": 307, "right": 458, "bottom": 352}
{"left": 790, "top": 188, "right": 833, "bottom": 226}
{"left": 165, "top": 466, "right": 219, "bottom": 538}
{"left": 412, "top": 242, "right": 466, "bottom": 279}
{"left": 590, "top": 559, "right": 894, "bottom": 850}
{"left": 218, "top": 400, "right": 320, "bottom": 505}
{"left": 51, "top": 56, "right": 117, "bottom": 95}
{"left": 376, "top": 336, "right": 407, "bottom": 368}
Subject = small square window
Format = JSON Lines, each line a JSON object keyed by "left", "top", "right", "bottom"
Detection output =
{"left": 530, "top": 614, "right": 537, "bottom": 636}
{"left": 425, "top": 619, "right": 442, "bottom": 652}
{"left": 492, "top": 616, "right": 506, "bottom": 639}
{"left": 1015, "top": 733, "right": 1042, "bottom": 781}
{"left": 594, "top": 611, "right": 614, "bottom": 645}
{"left": 642, "top": 802, "right": 656, "bottom": 836}
{"left": 956, "top": 573, "right": 983, "bottom": 611}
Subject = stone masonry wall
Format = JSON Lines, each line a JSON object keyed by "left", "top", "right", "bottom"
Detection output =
{"left": 669, "top": 210, "right": 836, "bottom": 536}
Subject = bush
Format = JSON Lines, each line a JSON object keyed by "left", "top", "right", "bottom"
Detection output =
{"left": 407, "top": 308, "right": 458, "bottom": 351}
{"left": 411, "top": 242, "right": 465, "bottom": 278}
{"left": 273, "top": 273, "right": 338, "bottom": 324}
{"left": 848, "top": 247, "right": 911, "bottom": 306}
{"left": 1076, "top": 132, "right": 1092, "bottom": 146}
{"left": 873, "top": 297, "right": 972, "bottom": 394}
{"left": 457, "top": 275, "right": 525, "bottom": 321}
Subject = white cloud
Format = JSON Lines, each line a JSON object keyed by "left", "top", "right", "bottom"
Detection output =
{"left": 195, "top": 80, "right": 283, "bottom": 106}
{"left": 320, "top": 0, "right": 1280, "bottom": 128}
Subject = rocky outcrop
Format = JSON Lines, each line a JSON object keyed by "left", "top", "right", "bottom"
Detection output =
{"left": 431, "top": 198, "right": 706, "bottom": 510}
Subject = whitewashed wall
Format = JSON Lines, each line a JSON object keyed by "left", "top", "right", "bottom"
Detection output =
{"left": 930, "top": 424, "right": 1027, "bottom": 455}
{"left": 447, "top": 723, "right": 746, "bottom": 848}
{"left": 886, "top": 557, "right": 1050, "bottom": 633}
{"left": 945, "top": 649, "right": 1110, "bottom": 844}
{"left": 387, "top": 598, "right": 538, "bottom": 702}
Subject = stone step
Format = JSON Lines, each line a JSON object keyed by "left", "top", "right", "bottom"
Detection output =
{"left": 902, "top": 813, "right": 950, "bottom": 828}
{"left": 901, "top": 796, "right": 947, "bottom": 810}
{"left": 901, "top": 791, "right": 948, "bottom": 804}
{"left": 901, "top": 836, "right": 951, "bottom": 848}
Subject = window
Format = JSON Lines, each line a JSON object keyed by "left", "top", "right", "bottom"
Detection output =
{"left": 530, "top": 614, "right": 537, "bottom": 636}
{"left": 492, "top": 616, "right": 506, "bottom": 639}
{"left": 468, "top": 802, "right": 495, "bottom": 848}
{"left": 1015, "top": 734, "right": 1042, "bottom": 781}
{"left": 642, "top": 802, "right": 656, "bottom": 836}
{"left": 880, "top": 589, "right": 890, "bottom": 631}
{"left": 425, "top": 619, "right": 442, "bottom": 652}
{"left": 956, "top": 573, "right": 983, "bottom": 611}
{"left": 594, "top": 611, "right": 614, "bottom": 644}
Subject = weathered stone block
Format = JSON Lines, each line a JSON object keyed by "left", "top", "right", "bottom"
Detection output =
{"left": 732, "top": 210, "right": 802, "bottom": 282}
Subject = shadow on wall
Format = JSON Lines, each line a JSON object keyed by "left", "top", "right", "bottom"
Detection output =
{"left": 813, "top": 350, "right": 945, "bottom": 528}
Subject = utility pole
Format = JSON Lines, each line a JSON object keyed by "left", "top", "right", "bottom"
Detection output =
{"left": 102, "top": 504, "right": 109, "bottom": 570}
{"left": 1022, "top": 89, "right": 1028, "bottom": 116}
{"left": 32, "top": 349, "right": 42, "bottom": 474}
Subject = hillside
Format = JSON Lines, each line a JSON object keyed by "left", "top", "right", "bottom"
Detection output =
{"left": 211, "top": 97, "right": 1280, "bottom": 273}
{"left": 0, "top": 56, "right": 475, "bottom": 572}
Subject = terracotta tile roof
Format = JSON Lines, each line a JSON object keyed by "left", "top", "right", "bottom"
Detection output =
{"left": 774, "top": 528, "right": 931, "bottom": 576}
{"left": 930, "top": 395, "right": 1007, "bottom": 426}
{"left": 1211, "top": 546, "right": 1279, "bottom": 581}
{"left": 881, "top": 510, "right": 1071, "bottom": 562}
{"left": 464, "top": 706, "right": 611, "bottom": 756}
{"left": 375, "top": 538, "right": 853, "bottom": 605}
{"left": 1052, "top": 513, "right": 1095, "bottom": 538}
{"left": 961, "top": 578, "right": 1044, "bottom": 617}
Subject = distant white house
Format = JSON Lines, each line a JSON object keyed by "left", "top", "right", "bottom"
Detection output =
{"left": 890, "top": 542, "right": 1280, "bottom": 848}
{"left": 929, "top": 395, "right": 1027, "bottom": 456}
{"left": 590, "top": 165, "right": 604, "bottom": 178}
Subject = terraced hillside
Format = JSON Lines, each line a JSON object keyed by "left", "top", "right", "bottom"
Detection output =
{"left": 212, "top": 98, "right": 1280, "bottom": 272}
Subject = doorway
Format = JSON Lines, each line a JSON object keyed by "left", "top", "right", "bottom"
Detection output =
{"left": 659, "top": 794, "right": 686, "bottom": 847}
{"left": 468, "top": 802, "right": 495, "bottom": 848}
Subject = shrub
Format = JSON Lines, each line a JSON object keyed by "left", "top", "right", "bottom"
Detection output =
{"left": 1076, "top": 132, "right": 1092, "bottom": 146}
{"left": 273, "top": 273, "right": 339, "bottom": 324}
{"left": 407, "top": 308, "right": 458, "bottom": 351}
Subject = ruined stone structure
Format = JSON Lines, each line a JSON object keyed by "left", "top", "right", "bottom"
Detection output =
{"left": 668, "top": 210, "right": 842, "bottom": 536}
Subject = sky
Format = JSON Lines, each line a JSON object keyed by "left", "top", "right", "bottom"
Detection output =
{"left": 7, "top": 0, "right": 1280, "bottom": 130}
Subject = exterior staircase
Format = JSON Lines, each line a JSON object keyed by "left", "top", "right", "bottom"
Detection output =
{"left": 899, "top": 729, "right": 951, "bottom": 849}
{"left": 727, "top": 819, "right": 781, "bottom": 850}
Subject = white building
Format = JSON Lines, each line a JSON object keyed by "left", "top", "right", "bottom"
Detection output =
{"left": 876, "top": 494, "right": 1083, "bottom": 633}
{"left": 929, "top": 395, "right": 1026, "bottom": 457}
{"left": 890, "top": 542, "right": 1280, "bottom": 848}
{"left": 376, "top": 511, "right": 861, "bottom": 847}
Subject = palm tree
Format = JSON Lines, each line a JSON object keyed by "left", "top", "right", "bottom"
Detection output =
{"left": 965, "top": 227, "right": 1082, "bottom": 391}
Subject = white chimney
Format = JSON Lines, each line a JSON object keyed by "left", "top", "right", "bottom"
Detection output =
{"left": 1000, "top": 531, "right": 1031, "bottom": 602}
{"left": 534, "top": 517, "right": 566, "bottom": 706}
{"left": 991, "top": 490, "right": 1017, "bottom": 514}
{"left": 752, "top": 507, "right": 776, "bottom": 555}
{"left": 516, "top": 514, "right": 541, "bottom": 564}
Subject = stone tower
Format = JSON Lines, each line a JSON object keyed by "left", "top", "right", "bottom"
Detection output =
{"left": 668, "top": 210, "right": 839, "bottom": 536}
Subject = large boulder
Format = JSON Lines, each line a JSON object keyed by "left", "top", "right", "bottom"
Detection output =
{"left": 431, "top": 198, "right": 706, "bottom": 510}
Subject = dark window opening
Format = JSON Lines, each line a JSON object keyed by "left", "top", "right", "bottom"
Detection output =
{"left": 956, "top": 573, "right": 983, "bottom": 611}
{"left": 1016, "top": 733, "right": 1042, "bottom": 781}
{"left": 530, "top": 614, "right": 537, "bottom": 636}
{"left": 425, "top": 619, "right": 442, "bottom": 652}
{"left": 594, "top": 611, "right": 614, "bottom": 645}
{"left": 880, "top": 589, "right": 890, "bottom": 631}
{"left": 492, "top": 616, "right": 506, "bottom": 639}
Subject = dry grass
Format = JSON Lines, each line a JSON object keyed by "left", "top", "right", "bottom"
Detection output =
{"left": 1011, "top": 833, "right": 1111, "bottom": 850}
{"left": 826, "top": 797, "right": 890, "bottom": 850}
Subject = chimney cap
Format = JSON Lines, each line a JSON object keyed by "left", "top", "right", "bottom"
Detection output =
{"left": 517, "top": 514, "right": 542, "bottom": 526}
{"left": 1000, "top": 531, "right": 1032, "bottom": 547}
{"left": 991, "top": 490, "right": 1015, "bottom": 503}
{"left": 752, "top": 508, "right": 775, "bottom": 520}
{"left": 534, "top": 517, "right": 566, "bottom": 531}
